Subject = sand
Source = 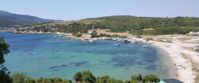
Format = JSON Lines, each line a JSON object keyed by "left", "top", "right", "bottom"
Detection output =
{"left": 132, "top": 36, "right": 199, "bottom": 83}
{"left": 153, "top": 41, "right": 194, "bottom": 83}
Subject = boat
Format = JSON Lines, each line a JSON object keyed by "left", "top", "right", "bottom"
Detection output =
{"left": 113, "top": 44, "right": 120, "bottom": 47}
{"left": 88, "top": 39, "right": 95, "bottom": 43}
{"left": 123, "top": 40, "right": 131, "bottom": 44}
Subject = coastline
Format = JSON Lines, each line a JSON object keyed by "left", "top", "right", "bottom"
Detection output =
{"left": 133, "top": 36, "right": 197, "bottom": 83}
{"left": 152, "top": 40, "right": 195, "bottom": 83}
{"left": 153, "top": 45, "right": 177, "bottom": 79}
{"left": 1, "top": 30, "right": 197, "bottom": 83}
{"left": 122, "top": 37, "right": 196, "bottom": 83}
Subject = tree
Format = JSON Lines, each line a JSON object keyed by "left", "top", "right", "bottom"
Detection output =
{"left": 73, "top": 71, "right": 96, "bottom": 83}
{"left": 12, "top": 73, "right": 27, "bottom": 83}
{"left": 74, "top": 72, "right": 82, "bottom": 83}
{"left": 0, "top": 66, "right": 12, "bottom": 83}
{"left": 0, "top": 37, "right": 12, "bottom": 83}
{"left": 25, "top": 77, "right": 35, "bottom": 83}
{"left": 131, "top": 74, "right": 142, "bottom": 81}
{"left": 0, "top": 37, "right": 10, "bottom": 64}
{"left": 96, "top": 76, "right": 109, "bottom": 83}
{"left": 81, "top": 71, "right": 96, "bottom": 83}
{"left": 90, "top": 31, "right": 98, "bottom": 38}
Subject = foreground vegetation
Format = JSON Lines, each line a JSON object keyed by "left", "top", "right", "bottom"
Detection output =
{"left": 0, "top": 37, "right": 12, "bottom": 83}
{"left": 0, "top": 37, "right": 161, "bottom": 83}
{"left": 10, "top": 71, "right": 160, "bottom": 83}
{"left": 14, "top": 15, "right": 199, "bottom": 36}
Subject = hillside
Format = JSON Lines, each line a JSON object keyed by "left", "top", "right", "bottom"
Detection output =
{"left": 83, "top": 15, "right": 199, "bottom": 29}
{"left": 0, "top": 10, "right": 53, "bottom": 27}
{"left": 12, "top": 15, "right": 199, "bottom": 35}
{"left": 82, "top": 15, "right": 199, "bottom": 34}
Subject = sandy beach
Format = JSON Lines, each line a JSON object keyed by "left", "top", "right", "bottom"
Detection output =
{"left": 132, "top": 35, "right": 199, "bottom": 83}
{"left": 153, "top": 41, "right": 194, "bottom": 83}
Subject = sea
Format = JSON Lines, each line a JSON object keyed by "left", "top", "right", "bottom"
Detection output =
{"left": 0, "top": 32, "right": 174, "bottom": 80}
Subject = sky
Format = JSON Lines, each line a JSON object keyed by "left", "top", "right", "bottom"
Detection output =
{"left": 0, "top": 0, "right": 199, "bottom": 20}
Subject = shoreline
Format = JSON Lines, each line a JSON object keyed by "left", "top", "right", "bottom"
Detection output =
{"left": 153, "top": 45, "right": 177, "bottom": 79}
{"left": 132, "top": 37, "right": 197, "bottom": 83}
{"left": 1, "top": 30, "right": 197, "bottom": 83}
{"left": 152, "top": 41, "right": 195, "bottom": 83}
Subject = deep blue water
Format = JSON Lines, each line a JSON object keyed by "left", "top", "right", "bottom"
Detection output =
{"left": 0, "top": 32, "right": 172, "bottom": 80}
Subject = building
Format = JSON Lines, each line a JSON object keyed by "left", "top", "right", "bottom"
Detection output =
{"left": 187, "top": 31, "right": 199, "bottom": 36}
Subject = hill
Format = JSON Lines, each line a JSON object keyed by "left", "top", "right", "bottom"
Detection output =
{"left": 81, "top": 15, "right": 199, "bottom": 34}
{"left": 11, "top": 15, "right": 199, "bottom": 35}
{"left": 0, "top": 10, "right": 53, "bottom": 27}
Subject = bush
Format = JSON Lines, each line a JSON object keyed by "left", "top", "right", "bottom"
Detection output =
{"left": 143, "top": 74, "right": 160, "bottom": 83}
{"left": 81, "top": 71, "right": 96, "bottom": 83}
{"left": 12, "top": 73, "right": 27, "bottom": 83}
{"left": 131, "top": 74, "right": 142, "bottom": 81}
{"left": 74, "top": 72, "right": 82, "bottom": 82}
{"left": 8, "top": 72, "right": 160, "bottom": 83}
{"left": 96, "top": 76, "right": 109, "bottom": 83}
{"left": 25, "top": 78, "right": 35, "bottom": 83}
{"left": 91, "top": 31, "right": 98, "bottom": 38}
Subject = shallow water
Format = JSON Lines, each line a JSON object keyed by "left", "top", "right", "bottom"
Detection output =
{"left": 1, "top": 32, "right": 172, "bottom": 80}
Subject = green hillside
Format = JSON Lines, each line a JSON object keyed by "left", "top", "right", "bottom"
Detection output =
{"left": 15, "top": 15, "right": 199, "bottom": 35}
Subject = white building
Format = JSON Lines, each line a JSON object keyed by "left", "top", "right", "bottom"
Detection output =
{"left": 88, "top": 30, "right": 93, "bottom": 34}
{"left": 187, "top": 31, "right": 199, "bottom": 36}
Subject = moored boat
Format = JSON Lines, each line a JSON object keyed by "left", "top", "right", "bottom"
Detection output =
{"left": 113, "top": 44, "right": 120, "bottom": 47}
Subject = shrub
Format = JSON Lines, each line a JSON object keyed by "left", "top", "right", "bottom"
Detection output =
{"left": 12, "top": 73, "right": 27, "bottom": 83}
{"left": 143, "top": 74, "right": 160, "bottom": 83}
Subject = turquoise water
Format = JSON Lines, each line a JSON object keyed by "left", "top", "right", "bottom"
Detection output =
{"left": 1, "top": 32, "right": 172, "bottom": 80}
